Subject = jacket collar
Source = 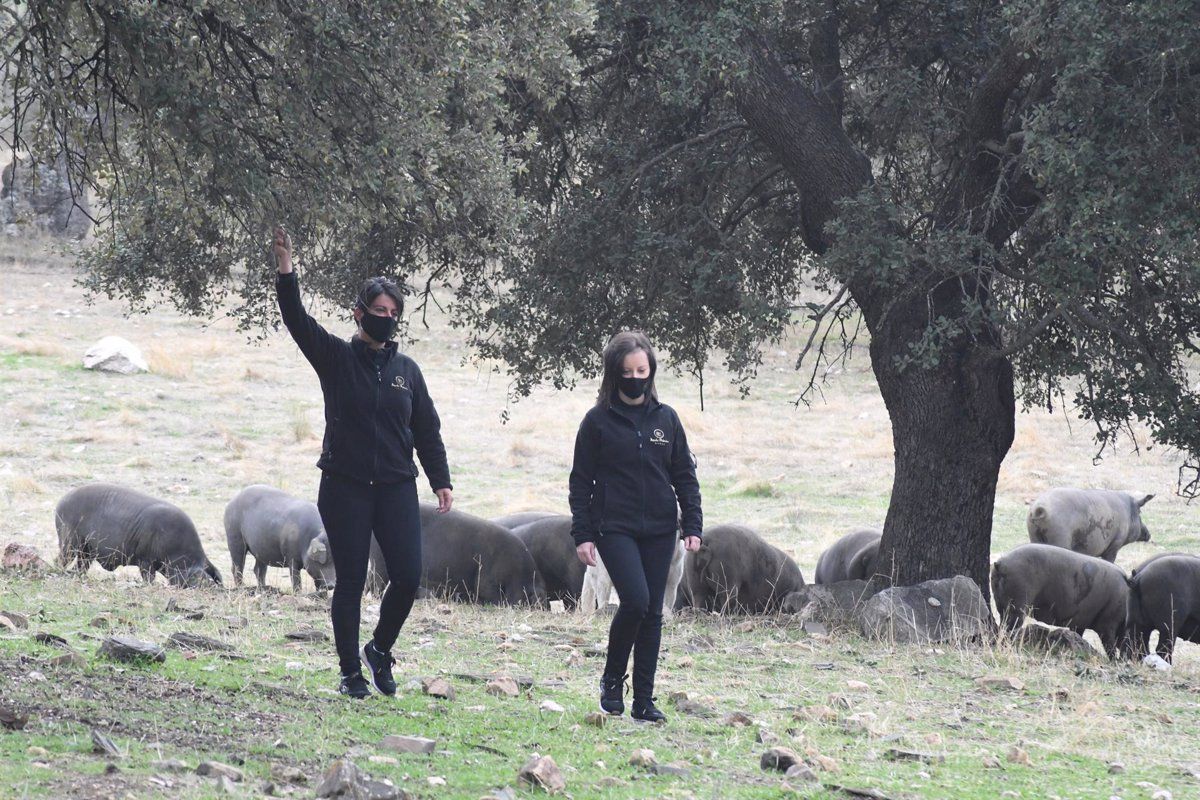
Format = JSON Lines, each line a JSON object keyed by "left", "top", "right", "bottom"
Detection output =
{"left": 351, "top": 335, "right": 398, "bottom": 362}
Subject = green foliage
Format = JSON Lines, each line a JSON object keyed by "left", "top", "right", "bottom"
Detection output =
{"left": 5, "top": 0, "right": 1199, "bottom": 481}
{"left": 3, "top": 0, "right": 592, "bottom": 324}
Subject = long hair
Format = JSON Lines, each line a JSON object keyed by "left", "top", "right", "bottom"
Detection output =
{"left": 596, "top": 330, "right": 658, "bottom": 407}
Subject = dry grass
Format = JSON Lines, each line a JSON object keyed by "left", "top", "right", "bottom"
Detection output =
{"left": 0, "top": 333, "right": 68, "bottom": 358}
{"left": 290, "top": 402, "right": 315, "bottom": 442}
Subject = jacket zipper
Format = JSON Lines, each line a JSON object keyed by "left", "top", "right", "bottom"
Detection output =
{"left": 372, "top": 361, "right": 382, "bottom": 479}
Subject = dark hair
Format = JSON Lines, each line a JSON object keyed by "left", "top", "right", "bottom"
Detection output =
{"left": 355, "top": 276, "right": 404, "bottom": 316}
{"left": 597, "top": 330, "right": 658, "bottom": 406}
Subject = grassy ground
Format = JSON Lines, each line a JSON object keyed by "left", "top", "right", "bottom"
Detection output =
{"left": 1, "top": 236, "right": 1198, "bottom": 799}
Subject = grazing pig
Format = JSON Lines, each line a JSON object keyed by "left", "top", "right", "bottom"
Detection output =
{"left": 369, "top": 505, "right": 544, "bottom": 605}
{"left": 491, "top": 511, "right": 559, "bottom": 530}
{"left": 54, "top": 483, "right": 222, "bottom": 587}
{"left": 678, "top": 525, "right": 805, "bottom": 614}
{"left": 223, "top": 485, "right": 336, "bottom": 592}
{"left": 579, "top": 538, "right": 687, "bottom": 617}
{"left": 508, "top": 515, "right": 586, "bottom": 609}
{"left": 991, "top": 543, "right": 1130, "bottom": 659}
{"left": 1128, "top": 554, "right": 1200, "bottom": 662}
{"left": 1026, "top": 488, "right": 1153, "bottom": 561}
{"left": 814, "top": 528, "right": 882, "bottom": 584}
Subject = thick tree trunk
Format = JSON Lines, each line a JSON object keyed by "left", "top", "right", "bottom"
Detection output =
{"left": 869, "top": 322, "right": 1016, "bottom": 599}
{"left": 734, "top": 30, "right": 1019, "bottom": 598}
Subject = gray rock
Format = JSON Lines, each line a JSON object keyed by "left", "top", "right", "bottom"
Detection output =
{"left": 785, "top": 763, "right": 819, "bottom": 782}
{"left": 1011, "top": 623, "right": 1100, "bottom": 660}
{"left": 99, "top": 635, "right": 166, "bottom": 664}
{"left": 782, "top": 580, "right": 875, "bottom": 630}
{"left": 82, "top": 337, "right": 149, "bottom": 375}
{"left": 380, "top": 735, "right": 436, "bottom": 755}
{"left": 91, "top": 729, "right": 121, "bottom": 758}
{"left": 167, "top": 632, "right": 237, "bottom": 652}
{"left": 0, "top": 156, "right": 91, "bottom": 238}
{"left": 883, "top": 748, "right": 945, "bottom": 764}
{"left": 651, "top": 762, "right": 692, "bottom": 777}
{"left": 2, "top": 543, "right": 49, "bottom": 572}
{"left": 760, "top": 747, "right": 801, "bottom": 772}
{"left": 196, "top": 761, "right": 244, "bottom": 782}
{"left": 0, "top": 610, "right": 29, "bottom": 629}
{"left": 517, "top": 755, "right": 566, "bottom": 793}
{"left": 314, "top": 760, "right": 407, "bottom": 799}
{"left": 152, "top": 759, "right": 189, "bottom": 773}
{"left": 859, "top": 576, "right": 991, "bottom": 644}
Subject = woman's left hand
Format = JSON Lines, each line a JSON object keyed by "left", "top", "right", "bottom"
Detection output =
{"left": 683, "top": 535, "right": 701, "bottom": 552}
{"left": 435, "top": 488, "right": 453, "bottom": 513}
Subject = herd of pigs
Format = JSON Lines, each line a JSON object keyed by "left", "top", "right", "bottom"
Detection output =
{"left": 51, "top": 482, "right": 1199, "bottom": 664}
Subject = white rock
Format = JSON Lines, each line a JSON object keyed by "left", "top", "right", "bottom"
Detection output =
{"left": 1142, "top": 654, "right": 1172, "bottom": 672}
{"left": 82, "top": 336, "right": 149, "bottom": 374}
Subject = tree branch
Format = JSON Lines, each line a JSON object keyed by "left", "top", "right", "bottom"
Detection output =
{"left": 620, "top": 122, "right": 747, "bottom": 201}
{"left": 809, "top": 0, "right": 845, "bottom": 119}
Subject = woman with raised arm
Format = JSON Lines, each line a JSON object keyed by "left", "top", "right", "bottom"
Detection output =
{"left": 569, "top": 331, "right": 703, "bottom": 723}
{"left": 273, "top": 226, "right": 453, "bottom": 699}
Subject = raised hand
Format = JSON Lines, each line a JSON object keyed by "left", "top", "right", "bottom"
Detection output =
{"left": 273, "top": 225, "right": 293, "bottom": 274}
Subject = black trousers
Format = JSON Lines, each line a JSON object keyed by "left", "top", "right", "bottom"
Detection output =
{"left": 317, "top": 471, "right": 422, "bottom": 676}
{"left": 596, "top": 532, "right": 677, "bottom": 701}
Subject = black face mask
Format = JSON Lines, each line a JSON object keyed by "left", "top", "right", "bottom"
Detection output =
{"left": 359, "top": 311, "right": 398, "bottom": 343}
{"left": 618, "top": 375, "right": 650, "bottom": 399}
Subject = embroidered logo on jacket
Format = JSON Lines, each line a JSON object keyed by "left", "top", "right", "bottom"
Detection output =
{"left": 391, "top": 375, "right": 409, "bottom": 391}
{"left": 649, "top": 428, "right": 669, "bottom": 445}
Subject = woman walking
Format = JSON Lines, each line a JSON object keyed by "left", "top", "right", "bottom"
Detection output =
{"left": 272, "top": 226, "right": 453, "bottom": 699}
{"left": 569, "top": 331, "right": 703, "bottom": 722}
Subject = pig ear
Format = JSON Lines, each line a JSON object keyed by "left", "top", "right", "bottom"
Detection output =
{"left": 307, "top": 538, "right": 328, "bottom": 564}
{"left": 1137, "top": 493, "right": 1156, "bottom": 507}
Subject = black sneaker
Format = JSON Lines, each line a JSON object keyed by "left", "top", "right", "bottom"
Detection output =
{"left": 631, "top": 697, "right": 667, "bottom": 723}
{"left": 360, "top": 641, "right": 397, "bottom": 696}
{"left": 599, "top": 673, "right": 626, "bottom": 715}
{"left": 338, "top": 671, "right": 371, "bottom": 699}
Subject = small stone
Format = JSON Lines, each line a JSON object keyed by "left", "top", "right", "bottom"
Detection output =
{"left": 584, "top": 712, "right": 607, "bottom": 728}
{"left": 153, "top": 759, "right": 189, "bottom": 773}
{"left": 168, "top": 632, "right": 236, "bottom": 652}
{"left": 760, "top": 747, "right": 800, "bottom": 772}
{"left": 828, "top": 693, "right": 853, "bottom": 710}
{"left": 1006, "top": 746, "right": 1032, "bottom": 766}
{"left": 797, "top": 704, "right": 839, "bottom": 723}
{"left": 218, "top": 775, "right": 238, "bottom": 794}
{"left": 983, "top": 755, "right": 1002, "bottom": 769}
{"left": 27, "top": 746, "right": 49, "bottom": 758}
{"left": 517, "top": 754, "right": 566, "bottom": 793}
{"left": 0, "top": 610, "right": 29, "bottom": 629}
{"left": 1, "top": 543, "right": 50, "bottom": 572}
{"left": 1108, "top": 762, "right": 1126, "bottom": 775}
{"left": 98, "top": 635, "right": 166, "bottom": 664}
{"left": 784, "top": 763, "right": 819, "bottom": 782}
{"left": 676, "top": 655, "right": 694, "bottom": 668}
{"left": 564, "top": 649, "right": 584, "bottom": 667}
{"left": 368, "top": 756, "right": 398, "bottom": 766}
{"left": 721, "top": 711, "right": 754, "bottom": 727}
{"left": 549, "top": 600, "right": 566, "bottom": 614}
{"left": 283, "top": 629, "right": 328, "bottom": 642}
{"left": 91, "top": 729, "right": 121, "bottom": 758}
{"left": 845, "top": 680, "right": 870, "bottom": 691}
{"left": 629, "top": 749, "right": 657, "bottom": 768}
{"left": 46, "top": 651, "right": 86, "bottom": 669}
{"left": 975, "top": 676, "right": 1024, "bottom": 691}
{"left": 436, "top": 603, "right": 453, "bottom": 615}
{"left": 884, "top": 748, "right": 945, "bottom": 764}
{"left": 422, "top": 677, "right": 455, "bottom": 700}
{"left": 924, "top": 732, "right": 943, "bottom": 746}
{"left": 380, "top": 735, "right": 436, "bottom": 755}
{"left": 197, "top": 761, "right": 245, "bottom": 782}
{"left": 927, "top": 596, "right": 942, "bottom": 607}
{"left": 813, "top": 754, "right": 840, "bottom": 772}
{"left": 1152, "top": 791, "right": 1173, "bottom": 800}
{"left": 269, "top": 764, "right": 307, "bottom": 784}
{"left": 539, "top": 700, "right": 565, "bottom": 714}
{"left": 756, "top": 728, "right": 779, "bottom": 745}
{"left": 486, "top": 676, "right": 520, "bottom": 698}
{"left": 650, "top": 762, "right": 691, "bottom": 777}
{"left": 427, "top": 776, "right": 446, "bottom": 786}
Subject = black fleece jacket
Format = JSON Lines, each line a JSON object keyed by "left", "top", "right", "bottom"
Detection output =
{"left": 276, "top": 271, "right": 451, "bottom": 489}
{"left": 568, "top": 396, "right": 702, "bottom": 546}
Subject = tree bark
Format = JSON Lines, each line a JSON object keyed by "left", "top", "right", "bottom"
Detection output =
{"left": 734, "top": 29, "right": 1017, "bottom": 599}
